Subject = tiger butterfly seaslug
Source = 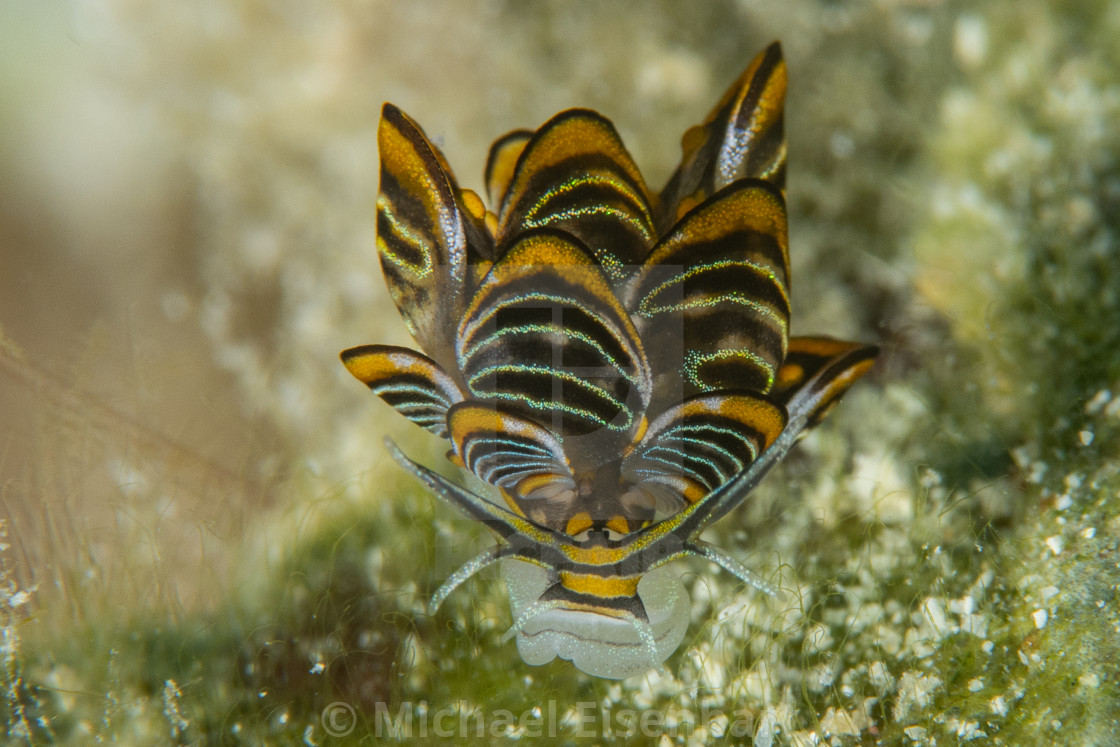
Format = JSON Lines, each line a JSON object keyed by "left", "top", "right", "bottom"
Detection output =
{"left": 342, "top": 42, "right": 878, "bottom": 679}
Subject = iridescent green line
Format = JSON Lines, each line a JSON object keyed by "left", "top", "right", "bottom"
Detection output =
{"left": 372, "top": 381, "right": 454, "bottom": 406}
{"left": 637, "top": 258, "right": 789, "bottom": 321}
{"left": 376, "top": 195, "right": 435, "bottom": 279}
{"left": 683, "top": 348, "right": 775, "bottom": 390}
{"left": 466, "top": 364, "right": 632, "bottom": 431}
{"left": 461, "top": 320, "right": 643, "bottom": 388}
{"left": 522, "top": 173, "right": 654, "bottom": 242}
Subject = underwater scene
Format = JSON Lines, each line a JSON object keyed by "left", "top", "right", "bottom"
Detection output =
{"left": 1, "top": 1, "right": 1118, "bottom": 744}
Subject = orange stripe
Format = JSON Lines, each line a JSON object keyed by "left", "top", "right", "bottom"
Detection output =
{"left": 565, "top": 512, "right": 593, "bottom": 536}
{"left": 559, "top": 571, "right": 640, "bottom": 599}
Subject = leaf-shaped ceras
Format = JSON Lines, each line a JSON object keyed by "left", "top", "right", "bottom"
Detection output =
{"left": 629, "top": 180, "right": 791, "bottom": 400}
{"left": 454, "top": 229, "right": 655, "bottom": 531}
{"left": 373, "top": 103, "right": 490, "bottom": 370}
{"left": 496, "top": 109, "right": 658, "bottom": 282}
{"left": 659, "top": 39, "right": 787, "bottom": 228}
{"left": 341, "top": 41, "right": 879, "bottom": 679}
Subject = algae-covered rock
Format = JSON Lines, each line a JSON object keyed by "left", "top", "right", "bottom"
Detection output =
{"left": 3, "top": 0, "right": 1118, "bottom": 744}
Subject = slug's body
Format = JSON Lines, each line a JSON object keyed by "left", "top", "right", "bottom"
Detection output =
{"left": 342, "top": 42, "right": 877, "bottom": 678}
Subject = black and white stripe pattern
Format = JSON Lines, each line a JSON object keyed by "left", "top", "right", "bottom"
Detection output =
{"left": 622, "top": 392, "right": 786, "bottom": 503}
{"left": 448, "top": 403, "right": 575, "bottom": 493}
{"left": 340, "top": 344, "right": 464, "bottom": 439}
{"left": 629, "top": 180, "right": 791, "bottom": 395}
{"left": 497, "top": 110, "right": 656, "bottom": 283}
{"left": 658, "top": 41, "right": 787, "bottom": 230}
{"left": 457, "top": 231, "right": 651, "bottom": 445}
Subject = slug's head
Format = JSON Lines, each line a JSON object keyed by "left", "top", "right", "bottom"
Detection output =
{"left": 501, "top": 558, "right": 689, "bottom": 680}
{"left": 389, "top": 439, "right": 705, "bottom": 679}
